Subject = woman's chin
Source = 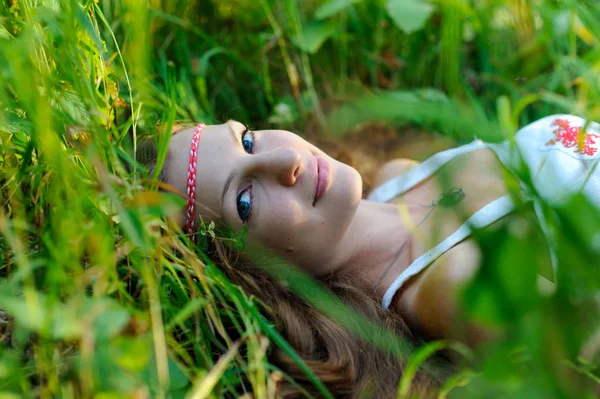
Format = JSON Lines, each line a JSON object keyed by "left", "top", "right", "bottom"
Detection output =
{"left": 346, "top": 166, "right": 363, "bottom": 205}
{"left": 327, "top": 166, "right": 363, "bottom": 224}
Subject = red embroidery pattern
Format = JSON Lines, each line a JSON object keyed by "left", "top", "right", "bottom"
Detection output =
{"left": 546, "top": 118, "right": 599, "bottom": 156}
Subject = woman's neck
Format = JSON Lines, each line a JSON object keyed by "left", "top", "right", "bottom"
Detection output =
{"left": 330, "top": 199, "right": 421, "bottom": 299}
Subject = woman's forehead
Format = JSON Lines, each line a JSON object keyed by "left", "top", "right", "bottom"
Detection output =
{"left": 166, "top": 121, "right": 241, "bottom": 219}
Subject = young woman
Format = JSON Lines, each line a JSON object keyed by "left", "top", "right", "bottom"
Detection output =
{"left": 137, "top": 114, "right": 600, "bottom": 397}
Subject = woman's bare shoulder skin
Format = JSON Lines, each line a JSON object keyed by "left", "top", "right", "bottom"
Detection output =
{"left": 371, "top": 158, "right": 420, "bottom": 189}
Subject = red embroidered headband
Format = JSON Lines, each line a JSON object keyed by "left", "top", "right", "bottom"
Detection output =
{"left": 185, "top": 123, "right": 206, "bottom": 237}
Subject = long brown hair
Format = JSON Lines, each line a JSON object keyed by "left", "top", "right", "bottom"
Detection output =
{"left": 136, "top": 124, "right": 445, "bottom": 398}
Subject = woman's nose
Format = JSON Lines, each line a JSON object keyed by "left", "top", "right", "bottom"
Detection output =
{"left": 249, "top": 148, "right": 302, "bottom": 186}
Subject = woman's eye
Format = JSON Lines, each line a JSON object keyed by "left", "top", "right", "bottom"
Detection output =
{"left": 236, "top": 187, "right": 253, "bottom": 223}
{"left": 242, "top": 128, "right": 254, "bottom": 153}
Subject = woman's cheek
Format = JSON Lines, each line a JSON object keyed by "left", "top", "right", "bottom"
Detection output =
{"left": 253, "top": 201, "right": 309, "bottom": 251}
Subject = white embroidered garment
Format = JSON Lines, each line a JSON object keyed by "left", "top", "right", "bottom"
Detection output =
{"left": 372, "top": 114, "right": 600, "bottom": 310}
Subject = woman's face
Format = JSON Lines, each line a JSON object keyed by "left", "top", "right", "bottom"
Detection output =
{"left": 165, "top": 121, "right": 362, "bottom": 273}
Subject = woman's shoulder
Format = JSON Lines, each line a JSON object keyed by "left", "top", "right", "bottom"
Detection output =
{"left": 392, "top": 237, "right": 487, "bottom": 343}
{"left": 368, "top": 146, "right": 506, "bottom": 203}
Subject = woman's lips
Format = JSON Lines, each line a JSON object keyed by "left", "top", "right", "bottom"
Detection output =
{"left": 313, "top": 157, "right": 330, "bottom": 206}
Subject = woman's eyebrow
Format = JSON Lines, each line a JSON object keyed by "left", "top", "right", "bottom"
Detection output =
{"left": 219, "top": 122, "right": 243, "bottom": 215}
{"left": 227, "top": 120, "right": 251, "bottom": 136}
{"left": 220, "top": 169, "right": 238, "bottom": 215}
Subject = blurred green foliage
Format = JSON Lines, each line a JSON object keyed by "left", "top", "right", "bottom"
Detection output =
{"left": 0, "top": 0, "right": 599, "bottom": 397}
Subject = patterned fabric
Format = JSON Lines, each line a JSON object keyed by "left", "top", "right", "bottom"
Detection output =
{"left": 185, "top": 123, "right": 206, "bottom": 239}
{"left": 504, "top": 114, "right": 600, "bottom": 210}
{"left": 546, "top": 118, "right": 599, "bottom": 156}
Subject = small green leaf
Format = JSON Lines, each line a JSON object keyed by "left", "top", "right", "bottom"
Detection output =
{"left": 114, "top": 336, "right": 152, "bottom": 372}
{"left": 94, "top": 308, "right": 130, "bottom": 341}
{"left": 294, "top": 21, "right": 336, "bottom": 54}
{"left": 463, "top": 225, "right": 541, "bottom": 325}
{"left": 233, "top": 225, "right": 248, "bottom": 251}
{"left": 84, "top": 298, "right": 131, "bottom": 341}
{"left": 142, "top": 353, "right": 190, "bottom": 393}
{"left": 385, "top": 0, "right": 434, "bottom": 33}
{"left": 315, "top": 0, "right": 362, "bottom": 20}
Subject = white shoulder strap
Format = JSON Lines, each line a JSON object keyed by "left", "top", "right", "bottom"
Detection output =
{"left": 367, "top": 140, "right": 489, "bottom": 203}
{"left": 381, "top": 195, "right": 515, "bottom": 310}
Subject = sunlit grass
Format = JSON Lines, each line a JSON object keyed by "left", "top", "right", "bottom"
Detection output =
{"left": 1, "top": 0, "right": 599, "bottom": 397}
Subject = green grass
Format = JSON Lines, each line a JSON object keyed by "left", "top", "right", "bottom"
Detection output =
{"left": 1, "top": 0, "right": 599, "bottom": 397}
